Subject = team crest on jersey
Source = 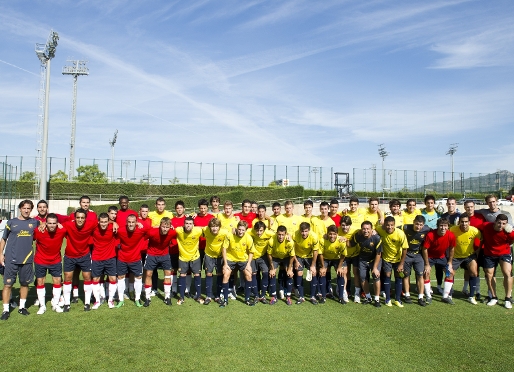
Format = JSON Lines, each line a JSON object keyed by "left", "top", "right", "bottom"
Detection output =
{"left": 420, "top": 234, "right": 425, "bottom": 238}
{"left": 28, "top": 223, "right": 34, "bottom": 228}
{"left": 370, "top": 242, "right": 374, "bottom": 247}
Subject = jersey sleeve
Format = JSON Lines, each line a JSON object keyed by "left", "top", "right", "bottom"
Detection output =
{"left": 2, "top": 221, "right": 11, "bottom": 240}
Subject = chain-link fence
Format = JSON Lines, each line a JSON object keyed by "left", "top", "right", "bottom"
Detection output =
{"left": 0, "top": 161, "right": 18, "bottom": 219}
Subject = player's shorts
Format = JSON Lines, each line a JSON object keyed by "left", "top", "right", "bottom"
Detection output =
{"left": 63, "top": 253, "right": 92, "bottom": 273}
{"left": 428, "top": 257, "right": 447, "bottom": 268}
{"left": 92, "top": 258, "right": 117, "bottom": 277}
{"left": 117, "top": 259, "right": 143, "bottom": 276}
{"left": 359, "top": 259, "right": 381, "bottom": 282}
{"left": 452, "top": 254, "right": 477, "bottom": 271}
{"left": 35, "top": 262, "right": 62, "bottom": 278}
{"left": 382, "top": 260, "right": 401, "bottom": 274}
{"left": 170, "top": 253, "right": 179, "bottom": 271}
{"left": 226, "top": 260, "right": 253, "bottom": 273}
{"left": 271, "top": 257, "right": 291, "bottom": 270}
{"left": 178, "top": 257, "right": 202, "bottom": 275}
{"left": 3, "top": 262, "right": 33, "bottom": 286}
{"left": 322, "top": 259, "right": 340, "bottom": 270}
{"left": 345, "top": 256, "right": 360, "bottom": 267}
{"left": 404, "top": 253, "right": 424, "bottom": 277}
{"left": 144, "top": 254, "right": 172, "bottom": 271}
{"left": 296, "top": 257, "right": 313, "bottom": 271}
{"left": 253, "top": 257, "right": 269, "bottom": 274}
{"left": 483, "top": 254, "right": 512, "bottom": 269}
{"left": 204, "top": 255, "right": 222, "bottom": 274}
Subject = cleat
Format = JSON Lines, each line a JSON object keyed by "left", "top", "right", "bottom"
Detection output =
{"left": 310, "top": 297, "right": 318, "bottom": 305}
{"left": 505, "top": 298, "right": 512, "bottom": 309}
{"left": 426, "top": 297, "right": 432, "bottom": 305}
{"left": 467, "top": 297, "right": 477, "bottom": 305}
{"left": 278, "top": 290, "right": 284, "bottom": 299}
{"left": 374, "top": 299, "right": 381, "bottom": 308}
{"left": 34, "top": 299, "right": 40, "bottom": 307}
{"left": 319, "top": 297, "right": 326, "bottom": 304}
{"left": 177, "top": 299, "right": 185, "bottom": 306}
{"left": 486, "top": 297, "right": 498, "bottom": 306}
{"left": 437, "top": 287, "right": 443, "bottom": 295}
{"left": 245, "top": 299, "right": 256, "bottom": 307}
{"left": 63, "top": 305, "right": 71, "bottom": 312}
{"left": 219, "top": 300, "right": 228, "bottom": 308}
{"left": 442, "top": 297, "right": 455, "bottom": 305}
{"left": 92, "top": 302, "right": 101, "bottom": 310}
{"left": 393, "top": 300, "right": 404, "bottom": 308}
{"left": 326, "top": 293, "right": 334, "bottom": 299}
{"left": 418, "top": 298, "right": 427, "bottom": 307}
{"left": 203, "top": 298, "right": 211, "bottom": 305}
{"left": 115, "top": 301, "right": 124, "bottom": 308}
{"left": 385, "top": 300, "right": 392, "bottom": 307}
{"left": 342, "top": 292, "right": 349, "bottom": 303}
{"left": 108, "top": 300, "right": 115, "bottom": 309}
{"left": 269, "top": 297, "right": 277, "bottom": 305}
{"left": 184, "top": 292, "right": 191, "bottom": 298}
{"left": 259, "top": 297, "right": 268, "bottom": 305}
{"left": 403, "top": 296, "right": 413, "bottom": 304}
{"left": 83, "top": 304, "right": 91, "bottom": 311}
{"left": 228, "top": 292, "right": 236, "bottom": 300}
{"left": 37, "top": 306, "right": 46, "bottom": 315}
{"left": 286, "top": 296, "right": 292, "bottom": 306}
{"left": 1, "top": 311, "right": 10, "bottom": 320}
{"left": 53, "top": 305, "right": 64, "bottom": 313}
{"left": 338, "top": 298, "right": 347, "bottom": 305}
{"left": 163, "top": 298, "right": 171, "bottom": 306}
{"left": 135, "top": 299, "right": 143, "bottom": 307}
{"left": 295, "top": 297, "right": 305, "bottom": 305}
{"left": 144, "top": 298, "right": 152, "bottom": 307}
{"left": 71, "top": 297, "right": 79, "bottom": 304}
{"left": 58, "top": 296, "right": 65, "bottom": 307}
{"left": 354, "top": 296, "right": 361, "bottom": 304}
{"left": 362, "top": 298, "right": 372, "bottom": 305}
{"left": 129, "top": 291, "right": 135, "bottom": 301}
{"left": 462, "top": 289, "right": 470, "bottom": 297}
{"left": 18, "top": 308, "right": 30, "bottom": 316}
{"left": 214, "top": 297, "right": 221, "bottom": 304}
{"left": 194, "top": 296, "right": 205, "bottom": 304}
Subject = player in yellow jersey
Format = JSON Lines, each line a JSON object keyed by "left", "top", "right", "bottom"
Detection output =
{"left": 338, "top": 216, "right": 357, "bottom": 303}
{"left": 217, "top": 200, "right": 239, "bottom": 232}
{"left": 148, "top": 197, "right": 174, "bottom": 227}
{"left": 249, "top": 221, "right": 275, "bottom": 303}
{"left": 300, "top": 200, "right": 315, "bottom": 225}
{"left": 376, "top": 216, "right": 409, "bottom": 307}
{"left": 402, "top": 199, "right": 422, "bottom": 225}
{"left": 342, "top": 197, "right": 366, "bottom": 232}
{"left": 318, "top": 225, "right": 346, "bottom": 304}
{"left": 175, "top": 217, "right": 203, "bottom": 305}
{"left": 220, "top": 221, "right": 257, "bottom": 308}
{"left": 276, "top": 200, "right": 302, "bottom": 235}
{"left": 385, "top": 199, "right": 403, "bottom": 228}
{"left": 311, "top": 201, "right": 335, "bottom": 296}
{"left": 449, "top": 213, "right": 482, "bottom": 305}
{"left": 269, "top": 202, "right": 282, "bottom": 231}
{"left": 251, "top": 204, "right": 274, "bottom": 230}
{"left": 293, "top": 222, "right": 319, "bottom": 305}
{"left": 363, "top": 197, "right": 384, "bottom": 228}
{"left": 209, "top": 195, "right": 221, "bottom": 215}
{"left": 202, "top": 218, "right": 230, "bottom": 305}
{"left": 267, "top": 226, "right": 295, "bottom": 305}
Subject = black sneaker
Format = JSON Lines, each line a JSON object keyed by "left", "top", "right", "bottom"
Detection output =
{"left": 1, "top": 311, "right": 10, "bottom": 320}
{"left": 163, "top": 298, "right": 171, "bottom": 306}
{"left": 338, "top": 298, "right": 347, "bottom": 305}
{"left": 245, "top": 299, "right": 256, "bottom": 307}
{"left": 362, "top": 298, "right": 372, "bottom": 305}
{"left": 219, "top": 300, "right": 228, "bottom": 308}
{"left": 184, "top": 292, "right": 191, "bottom": 298}
{"left": 475, "top": 293, "right": 482, "bottom": 301}
{"left": 63, "top": 305, "right": 70, "bottom": 312}
{"left": 441, "top": 297, "right": 455, "bottom": 305}
{"left": 373, "top": 300, "right": 381, "bottom": 308}
{"left": 310, "top": 297, "right": 318, "bottom": 305}
{"left": 295, "top": 297, "right": 305, "bottom": 305}
{"left": 203, "top": 298, "right": 211, "bottom": 305}
{"left": 18, "top": 308, "right": 30, "bottom": 316}
{"left": 143, "top": 298, "right": 151, "bottom": 307}
{"left": 83, "top": 304, "right": 91, "bottom": 312}
{"left": 319, "top": 297, "right": 326, "bottom": 304}
{"left": 404, "top": 296, "right": 413, "bottom": 304}
{"left": 259, "top": 297, "right": 268, "bottom": 305}
{"left": 326, "top": 292, "right": 334, "bottom": 299}
{"left": 418, "top": 298, "right": 427, "bottom": 307}
{"left": 71, "top": 297, "right": 79, "bottom": 304}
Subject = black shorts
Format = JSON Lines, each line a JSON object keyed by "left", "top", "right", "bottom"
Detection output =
{"left": 452, "top": 254, "right": 477, "bottom": 271}
{"left": 204, "top": 255, "right": 222, "bottom": 274}
{"left": 254, "top": 257, "right": 269, "bottom": 274}
{"left": 178, "top": 257, "right": 202, "bottom": 275}
{"left": 3, "top": 262, "right": 33, "bottom": 286}
{"left": 322, "top": 259, "right": 340, "bottom": 270}
{"left": 428, "top": 257, "right": 447, "bottom": 268}
{"left": 382, "top": 260, "right": 401, "bottom": 274}
{"left": 35, "top": 262, "right": 62, "bottom": 279}
{"left": 359, "top": 259, "right": 382, "bottom": 282}
{"left": 226, "top": 260, "right": 252, "bottom": 273}
{"left": 117, "top": 260, "right": 143, "bottom": 276}
{"left": 170, "top": 253, "right": 179, "bottom": 270}
{"left": 404, "top": 254, "right": 424, "bottom": 277}
{"left": 144, "top": 254, "right": 172, "bottom": 271}
{"left": 92, "top": 258, "right": 117, "bottom": 277}
{"left": 296, "top": 257, "right": 313, "bottom": 271}
{"left": 345, "top": 256, "right": 360, "bottom": 267}
{"left": 63, "top": 253, "right": 92, "bottom": 273}
{"left": 483, "top": 254, "right": 512, "bottom": 269}
{"left": 271, "top": 257, "right": 291, "bottom": 270}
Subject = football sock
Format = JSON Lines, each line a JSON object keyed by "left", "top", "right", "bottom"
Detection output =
{"left": 185, "top": 275, "right": 192, "bottom": 295}
{"left": 19, "top": 299, "right": 26, "bottom": 309}
{"left": 84, "top": 281, "right": 93, "bottom": 305}
{"left": 134, "top": 278, "right": 142, "bottom": 301}
{"left": 194, "top": 275, "right": 201, "bottom": 298}
{"left": 178, "top": 275, "right": 186, "bottom": 299}
{"left": 319, "top": 276, "right": 327, "bottom": 298}
{"left": 36, "top": 285, "right": 45, "bottom": 306}
{"left": 394, "top": 278, "right": 402, "bottom": 301}
{"left": 260, "top": 274, "right": 269, "bottom": 298}
{"left": 286, "top": 277, "right": 293, "bottom": 296}
{"left": 251, "top": 274, "right": 258, "bottom": 297}
{"left": 424, "top": 280, "right": 432, "bottom": 298}
{"left": 117, "top": 278, "right": 126, "bottom": 301}
{"left": 73, "top": 286, "right": 79, "bottom": 298}
{"left": 269, "top": 277, "right": 277, "bottom": 296}
{"left": 244, "top": 279, "right": 251, "bottom": 301}
{"left": 63, "top": 282, "right": 72, "bottom": 305}
{"left": 91, "top": 282, "right": 100, "bottom": 303}
{"left": 336, "top": 275, "right": 345, "bottom": 298}
{"left": 463, "top": 280, "right": 469, "bottom": 292}
{"left": 296, "top": 275, "right": 304, "bottom": 297}
{"left": 443, "top": 278, "right": 453, "bottom": 298}
{"left": 310, "top": 276, "right": 318, "bottom": 298}
{"left": 383, "top": 276, "right": 391, "bottom": 302}
{"left": 164, "top": 276, "right": 171, "bottom": 299}
{"left": 205, "top": 275, "right": 213, "bottom": 298}
{"left": 52, "top": 284, "right": 61, "bottom": 304}
{"left": 108, "top": 281, "right": 117, "bottom": 301}
{"left": 469, "top": 276, "right": 477, "bottom": 297}
{"left": 145, "top": 284, "right": 152, "bottom": 299}
{"left": 216, "top": 275, "right": 223, "bottom": 298}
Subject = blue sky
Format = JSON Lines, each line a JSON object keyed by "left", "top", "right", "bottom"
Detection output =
{"left": 1, "top": 0, "right": 513, "bottom": 178}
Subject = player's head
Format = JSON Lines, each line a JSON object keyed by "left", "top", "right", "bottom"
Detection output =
{"left": 37, "top": 199, "right": 49, "bottom": 216}
{"left": 159, "top": 217, "right": 171, "bottom": 234}
{"left": 340, "top": 215, "right": 352, "bottom": 233}
{"left": 210, "top": 196, "right": 220, "bottom": 209}
{"left": 276, "top": 225, "right": 287, "bottom": 243}
{"left": 436, "top": 218, "right": 449, "bottom": 235}
{"left": 368, "top": 197, "right": 379, "bottom": 211}
{"left": 299, "top": 221, "right": 310, "bottom": 239}
{"left": 241, "top": 199, "right": 252, "bottom": 214}
{"left": 361, "top": 221, "right": 372, "bottom": 238}
{"left": 272, "top": 202, "right": 281, "bottom": 216}
{"left": 236, "top": 220, "right": 248, "bottom": 237}
{"left": 208, "top": 218, "right": 221, "bottom": 234}
{"left": 251, "top": 202, "right": 258, "bottom": 214}
{"left": 329, "top": 199, "right": 339, "bottom": 215}
{"left": 413, "top": 215, "right": 426, "bottom": 231}
{"left": 257, "top": 204, "right": 266, "bottom": 219}
{"left": 74, "top": 208, "right": 87, "bottom": 227}
{"left": 485, "top": 194, "right": 497, "bottom": 211}
{"left": 108, "top": 205, "right": 118, "bottom": 221}
{"left": 223, "top": 200, "right": 233, "bottom": 215}
{"left": 464, "top": 200, "right": 475, "bottom": 215}
{"left": 155, "top": 197, "right": 166, "bottom": 213}
{"left": 253, "top": 221, "right": 266, "bottom": 237}
{"left": 118, "top": 195, "right": 129, "bottom": 210}
{"left": 126, "top": 214, "right": 138, "bottom": 231}
{"left": 406, "top": 199, "right": 416, "bottom": 212}
{"left": 284, "top": 200, "right": 294, "bottom": 216}
{"left": 327, "top": 224, "right": 338, "bottom": 243}
{"left": 389, "top": 199, "right": 401, "bottom": 214}
{"left": 18, "top": 199, "right": 34, "bottom": 218}
{"left": 494, "top": 213, "right": 508, "bottom": 231}
{"left": 424, "top": 195, "right": 435, "bottom": 210}
{"left": 184, "top": 216, "right": 194, "bottom": 232}
{"left": 175, "top": 200, "right": 185, "bottom": 216}
{"left": 98, "top": 213, "right": 109, "bottom": 231}
{"left": 383, "top": 216, "right": 396, "bottom": 233}
{"left": 79, "top": 195, "right": 91, "bottom": 210}
{"left": 46, "top": 213, "right": 59, "bottom": 232}
{"left": 303, "top": 200, "right": 313, "bottom": 215}
{"left": 139, "top": 204, "right": 149, "bottom": 219}
{"left": 197, "top": 199, "right": 209, "bottom": 216}
{"left": 458, "top": 213, "right": 470, "bottom": 232}
{"left": 319, "top": 201, "right": 329, "bottom": 217}
{"left": 446, "top": 197, "right": 457, "bottom": 213}
{"left": 349, "top": 197, "right": 359, "bottom": 212}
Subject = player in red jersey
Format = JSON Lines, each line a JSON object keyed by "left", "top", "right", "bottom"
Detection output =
{"left": 138, "top": 204, "right": 156, "bottom": 295}
{"left": 329, "top": 199, "right": 341, "bottom": 227}
{"left": 143, "top": 217, "right": 177, "bottom": 307}
{"left": 422, "top": 218, "right": 456, "bottom": 305}
{"left": 481, "top": 214, "right": 514, "bottom": 308}
{"left": 170, "top": 201, "right": 187, "bottom": 296}
{"left": 116, "top": 195, "right": 138, "bottom": 225}
{"left": 33, "top": 213, "right": 67, "bottom": 314}
{"left": 34, "top": 200, "right": 69, "bottom": 224}
{"left": 115, "top": 214, "right": 150, "bottom": 308}
{"left": 91, "top": 213, "right": 118, "bottom": 309}
{"left": 234, "top": 199, "right": 257, "bottom": 228}
{"left": 62, "top": 208, "right": 98, "bottom": 312}
{"left": 193, "top": 198, "right": 214, "bottom": 262}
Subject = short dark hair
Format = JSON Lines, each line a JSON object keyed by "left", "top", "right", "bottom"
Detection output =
{"left": 209, "top": 195, "right": 220, "bottom": 203}
{"left": 184, "top": 216, "right": 194, "bottom": 223}
{"left": 272, "top": 202, "right": 281, "bottom": 208}
{"left": 327, "top": 225, "right": 338, "bottom": 234}
{"left": 79, "top": 195, "right": 90, "bottom": 203}
{"left": 368, "top": 197, "right": 379, "bottom": 204}
{"left": 361, "top": 221, "right": 372, "bottom": 229}
{"left": 299, "top": 222, "right": 310, "bottom": 231}
{"left": 437, "top": 218, "right": 450, "bottom": 227}
{"left": 119, "top": 195, "right": 129, "bottom": 203}
{"left": 349, "top": 197, "right": 359, "bottom": 204}
{"left": 320, "top": 201, "right": 329, "bottom": 209}
{"left": 340, "top": 216, "right": 352, "bottom": 226}
{"left": 108, "top": 206, "right": 118, "bottom": 213}
{"left": 155, "top": 197, "right": 165, "bottom": 204}
{"left": 424, "top": 195, "right": 435, "bottom": 203}
{"left": 277, "top": 225, "right": 287, "bottom": 233}
{"left": 75, "top": 208, "right": 87, "bottom": 218}
{"left": 18, "top": 199, "right": 34, "bottom": 210}
{"left": 175, "top": 200, "right": 185, "bottom": 208}
{"left": 257, "top": 204, "right": 266, "bottom": 211}
{"left": 303, "top": 200, "right": 313, "bottom": 207}
{"left": 384, "top": 216, "right": 395, "bottom": 224}
{"left": 330, "top": 199, "right": 339, "bottom": 206}
{"left": 253, "top": 221, "right": 266, "bottom": 231}
{"left": 98, "top": 213, "right": 109, "bottom": 220}
{"left": 389, "top": 199, "right": 401, "bottom": 208}
{"left": 37, "top": 199, "right": 48, "bottom": 208}
{"left": 140, "top": 204, "right": 149, "bottom": 209}
{"left": 198, "top": 199, "right": 209, "bottom": 208}
{"left": 413, "top": 215, "right": 426, "bottom": 224}
{"left": 46, "top": 213, "right": 58, "bottom": 222}
{"left": 496, "top": 214, "right": 508, "bottom": 222}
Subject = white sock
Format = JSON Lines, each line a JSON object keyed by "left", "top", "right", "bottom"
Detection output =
{"left": 424, "top": 282, "right": 432, "bottom": 298}
{"left": 171, "top": 274, "right": 177, "bottom": 293}
{"left": 63, "top": 283, "right": 72, "bottom": 305}
{"left": 36, "top": 286, "right": 45, "bottom": 306}
{"left": 99, "top": 282, "right": 106, "bottom": 299}
{"left": 405, "top": 292, "right": 410, "bottom": 297}
{"left": 19, "top": 299, "right": 26, "bottom": 309}
{"left": 84, "top": 282, "right": 92, "bottom": 305}
{"left": 108, "top": 282, "right": 117, "bottom": 301}
{"left": 355, "top": 287, "right": 361, "bottom": 296}
{"left": 73, "top": 287, "right": 79, "bottom": 297}
{"left": 463, "top": 281, "right": 469, "bottom": 291}
{"left": 443, "top": 280, "right": 453, "bottom": 298}
{"left": 418, "top": 293, "right": 423, "bottom": 299}
{"left": 117, "top": 279, "right": 126, "bottom": 301}
{"left": 185, "top": 275, "right": 192, "bottom": 294}
{"left": 145, "top": 285, "right": 152, "bottom": 299}
{"left": 374, "top": 295, "right": 379, "bottom": 301}
{"left": 3, "top": 304, "right": 9, "bottom": 312}
{"left": 92, "top": 283, "right": 100, "bottom": 303}
{"left": 134, "top": 278, "right": 142, "bottom": 301}
{"left": 52, "top": 285, "right": 61, "bottom": 304}
{"left": 164, "top": 276, "right": 171, "bottom": 299}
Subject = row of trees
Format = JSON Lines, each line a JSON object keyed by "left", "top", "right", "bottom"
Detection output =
{"left": 19, "top": 164, "right": 108, "bottom": 183}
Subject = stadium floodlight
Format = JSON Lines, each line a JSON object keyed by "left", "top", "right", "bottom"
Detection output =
{"left": 109, "top": 130, "right": 118, "bottom": 182}
{"left": 378, "top": 144, "right": 389, "bottom": 195}
{"left": 446, "top": 143, "right": 458, "bottom": 193}
{"left": 35, "top": 30, "right": 59, "bottom": 200}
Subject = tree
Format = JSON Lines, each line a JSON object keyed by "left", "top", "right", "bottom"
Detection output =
{"left": 74, "top": 164, "right": 108, "bottom": 183}
{"left": 169, "top": 177, "right": 180, "bottom": 185}
{"left": 19, "top": 171, "right": 36, "bottom": 181}
{"left": 50, "top": 170, "right": 69, "bottom": 182}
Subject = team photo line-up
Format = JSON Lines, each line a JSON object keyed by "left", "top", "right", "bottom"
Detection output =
{"left": 0, "top": 193, "right": 513, "bottom": 320}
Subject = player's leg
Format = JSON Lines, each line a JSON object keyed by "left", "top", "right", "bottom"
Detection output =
{"left": 242, "top": 262, "right": 255, "bottom": 306}
{"left": 307, "top": 258, "right": 319, "bottom": 305}
{"left": 131, "top": 260, "right": 144, "bottom": 306}
{"left": 115, "top": 259, "right": 128, "bottom": 308}
{"left": 336, "top": 262, "right": 346, "bottom": 304}
{"left": 17, "top": 264, "right": 33, "bottom": 315}
{"left": 435, "top": 264, "right": 444, "bottom": 295}
{"left": 72, "top": 266, "right": 81, "bottom": 303}
{"left": 382, "top": 262, "right": 393, "bottom": 306}
{"left": 177, "top": 259, "right": 189, "bottom": 304}
{"left": 258, "top": 258, "right": 269, "bottom": 303}
{"left": 466, "top": 256, "right": 479, "bottom": 304}
{"left": 318, "top": 261, "right": 328, "bottom": 303}
{"left": 352, "top": 260, "right": 361, "bottom": 302}
{"left": 499, "top": 257, "right": 512, "bottom": 309}
{"left": 295, "top": 259, "right": 305, "bottom": 304}
{"left": 170, "top": 253, "right": 179, "bottom": 297}
{"left": 392, "top": 264, "right": 404, "bottom": 307}
{"left": 35, "top": 265, "right": 47, "bottom": 314}
{"left": 91, "top": 259, "right": 103, "bottom": 310}
{"left": 220, "top": 262, "right": 234, "bottom": 307}
{"left": 80, "top": 254, "right": 93, "bottom": 311}
{"left": 192, "top": 258, "right": 203, "bottom": 303}
{"left": 204, "top": 256, "right": 215, "bottom": 305}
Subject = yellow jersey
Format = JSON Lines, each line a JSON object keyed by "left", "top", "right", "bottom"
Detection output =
{"left": 403, "top": 209, "right": 421, "bottom": 225}
{"left": 267, "top": 236, "right": 295, "bottom": 260}
{"left": 293, "top": 230, "right": 319, "bottom": 258}
{"left": 450, "top": 226, "right": 482, "bottom": 258}
{"left": 226, "top": 233, "right": 257, "bottom": 262}
{"left": 363, "top": 208, "right": 380, "bottom": 228}
{"left": 175, "top": 226, "right": 202, "bottom": 262}
{"left": 375, "top": 225, "right": 408, "bottom": 263}
{"left": 276, "top": 214, "right": 302, "bottom": 235}
{"left": 249, "top": 229, "right": 275, "bottom": 259}
{"left": 251, "top": 218, "right": 272, "bottom": 230}
{"left": 311, "top": 216, "right": 335, "bottom": 236}
{"left": 338, "top": 228, "right": 358, "bottom": 257}
{"left": 343, "top": 208, "right": 366, "bottom": 232}
{"left": 217, "top": 213, "right": 238, "bottom": 231}
{"left": 320, "top": 239, "right": 346, "bottom": 260}
{"left": 203, "top": 227, "right": 230, "bottom": 258}
{"left": 148, "top": 210, "right": 174, "bottom": 227}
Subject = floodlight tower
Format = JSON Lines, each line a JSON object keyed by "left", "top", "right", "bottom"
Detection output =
{"left": 109, "top": 130, "right": 118, "bottom": 182}
{"left": 35, "top": 30, "right": 59, "bottom": 200}
{"left": 62, "top": 60, "right": 89, "bottom": 180}
{"left": 446, "top": 143, "right": 458, "bottom": 193}
{"left": 378, "top": 144, "right": 389, "bottom": 195}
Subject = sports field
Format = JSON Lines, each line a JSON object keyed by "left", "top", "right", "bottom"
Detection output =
{"left": 1, "top": 270, "right": 511, "bottom": 371}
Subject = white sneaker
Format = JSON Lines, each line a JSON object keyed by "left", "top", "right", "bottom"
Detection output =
{"left": 58, "top": 296, "right": 65, "bottom": 307}
{"left": 228, "top": 292, "right": 236, "bottom": 300}
{"left": 487, "top": 298, "right": 498, "bottom": 306}
{"left": 53, "top": 304, "right": 64, "bottom": 313}
{"left": 354, "top": 296, "right": 361, "bottom": 304}
{"left": 467, "top": 297, "right": 477, "bottom": 305}
{"left": 37, "top": 306, "right": 46, "bottom": 315}
{"left": 92, "top": 301, "right": 101, "bottom": 310}
{"left": 278, "top": 290, "right": 284, "bottom": 300}
{"left": 342, "top": 291, "right": 349, "bottom": 303}
{"left": 108, "top": 300, "right": 115, "bottom": 309}
{"left": 34, "top": 299, "right": 40, "bottom": 307}
{"left": 505, "top": 299, "right": 512, "bottom": 309}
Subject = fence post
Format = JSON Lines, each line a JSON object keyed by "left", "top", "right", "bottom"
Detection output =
{"left": 200, "top": 162, "right": 202, "bottom": 185}
{"left": 225, "top": 163, "right": 228, "bottom": 186}
{"left": 237, "top": 164, "right": 240, "bottom": 185}
{"left": 187, "top": 162, "right": 190, "bottom": 184}
{"left": 212, "top": 163, "right": 215, "bottom": 185}
{"left": 250, "top": 164, "right": 252, "bottom": 186}
{"left": 262, "top": 165, "right": 264, "bottom": 187}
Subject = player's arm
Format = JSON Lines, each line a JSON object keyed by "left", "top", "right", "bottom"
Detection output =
{"left": 421, "top": 246, "right": 430, "bottom": 275}
{"left": 287, "top": 255, "right": 295, "bottom": 277}
{"left": 0, "top": 238, "right": 6, "bottom": 266}
{"left": 310, "top": 247, "right": 318, "bottom": 276}
{"left": 268, "top": 253, "right": 275, "bottom": 277}
{"left": 398, "top": 245, "right": 408, "bottom": 272}
{"left": 372, "top": 251, "right": 381, "bottom": 279}
{"left": 447, "top": 245, "right": 455, "bottom": 275}
{"left": 337, "top": 254, "right": 346, "bottom": 277}
{"left": 318, "top": 252, "right": 326, "bottom": 276}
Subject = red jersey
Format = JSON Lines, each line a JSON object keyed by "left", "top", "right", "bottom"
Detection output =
{"left": 330, "top": 214, "right": 341, "bottom": 227}
{"left": 469, "top": 213, "right": 486, "bottom": 230}
{"left": 116, "top": 225, "right": 150, "bottom": 263}
{"left": 423, "top": 230, "right": 456, "bottom": 259}
{"left": 68, "top": 210, "right": 97, "bottom": 222}
{"left": 34, "top": 227, "right": 67, "bottom": 265}
{"left": 63, "top": 220, "right": 98, "bottom": 258}
{"left": 235, "top": 212, "right": 257, "bottom": 228}
{"left": 137, "top": 217, "right": 152, "bottom": 253}
{"left": 91, "top": 224, "right": 117, "bottom": 261}
{"left": 170, "top": 216, "right": 186, "bottom": 254}
{"left": 481, "top": 222, "right": 514, "bottom": 257}
{"left": 193, "top": 213, "right": 213, "bottom": 250}
{"left": 116, "top": 209, "right": 139, "bottom": 226}
{"left": 34, "top": 213, "right": 69, "bottom": 224}
{"left": 146, "top": 228, "right": 177, "bottom": 256}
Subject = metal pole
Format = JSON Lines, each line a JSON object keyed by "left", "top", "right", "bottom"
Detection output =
{"left": 39, "top": 58, "right": 51, "bottom": 200}
{"left": 69, "top": 75, "right": 77, "bottom": 180}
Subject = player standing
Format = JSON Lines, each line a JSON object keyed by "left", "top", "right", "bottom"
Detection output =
{"left": 267, "top": 226, "right": 295, "bottom": 305}
{"left": 293, "top": 222, "right": 319, "bottom": 305}
{"left": 202, "top": 218, "right": 230, "bottom": 304}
